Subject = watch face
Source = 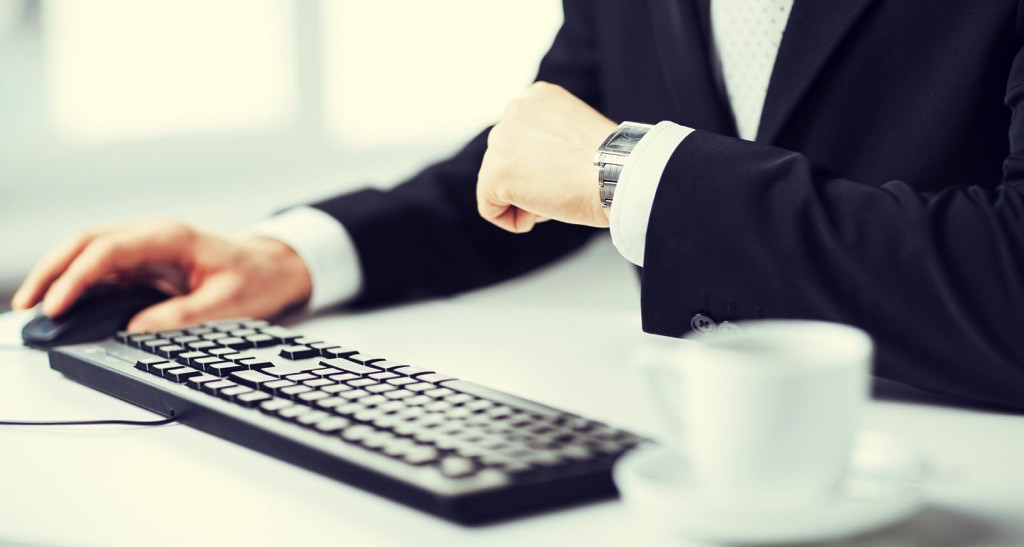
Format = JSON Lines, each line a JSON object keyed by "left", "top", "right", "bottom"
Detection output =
{"left": 605, "top": 125, "right": 648, "bottom": 152}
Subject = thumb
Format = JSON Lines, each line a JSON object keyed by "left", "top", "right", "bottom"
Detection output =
{"left": 127, "top": 279, "right": 236, "bottom": 332}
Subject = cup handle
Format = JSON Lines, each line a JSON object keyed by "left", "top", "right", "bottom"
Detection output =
{"left": 630, "top": 339, "right": 691, "bottom": 446}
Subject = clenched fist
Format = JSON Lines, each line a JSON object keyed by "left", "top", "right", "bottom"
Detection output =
{"left": 477, "top": 81, "right": 618, "bottom": 233}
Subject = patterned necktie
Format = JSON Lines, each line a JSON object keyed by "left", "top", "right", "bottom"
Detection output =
{"left": 711, "top": 0, "right": 795, "bottom": 141}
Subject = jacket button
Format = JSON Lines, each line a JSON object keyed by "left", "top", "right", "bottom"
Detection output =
{"left": 690, "top": 314, "right": 717, "bottom": 334}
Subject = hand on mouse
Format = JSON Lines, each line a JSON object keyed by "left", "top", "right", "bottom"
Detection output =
{"left": 11, "top": 219, "right": 312, "bottom": 332}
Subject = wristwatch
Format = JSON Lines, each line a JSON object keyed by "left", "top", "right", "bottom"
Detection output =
{"left": 593, "top": 122, "right": 654, "bottom": 210}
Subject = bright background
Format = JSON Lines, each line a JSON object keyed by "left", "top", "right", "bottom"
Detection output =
{"left": 0, "top": 0, "right": 563, "bottom": 305}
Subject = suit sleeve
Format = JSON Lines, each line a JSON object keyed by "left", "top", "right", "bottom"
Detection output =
{"left": 641, "top": 49, "right": 1024, "bottom": 410}
{"left": 311, "top": 0, "right": 601, "bottom": 307}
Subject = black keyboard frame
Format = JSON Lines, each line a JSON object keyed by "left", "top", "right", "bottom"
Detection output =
{"left": 49, "top": 336, "right": 630, "bottom": 524}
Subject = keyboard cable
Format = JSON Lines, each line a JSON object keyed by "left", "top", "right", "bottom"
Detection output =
{"left": 0, "top": 343, "right": 179, "bottom": 427}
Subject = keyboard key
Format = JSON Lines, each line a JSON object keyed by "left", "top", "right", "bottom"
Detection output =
{"left": 166, "top": 367, "right": 202, "bottom": 383}
{"left": 207, "top": 362, "right": 244, "bottom": 377}
{"left": 296, "top": 410, "right": 331, "bottom": 426}
{"left": 239, "top": 358, "right": 273, "bottom": 370}
{"left": 135, "top": 357, "right": 168, "bottom": 372}
{"left": 303, "top": 378, "right": 334, "bottom": 388}
{"left": 240, "top": 319, "right": 269, "bottom": 329}
{"left": 365, "top": 384, "right": 396, "bottom": 394}
{"left": 347, "top": 378, "right": 377, "bottom": 388}
{"left": 315, "top": 396, "right": 349, "bottom": 410}
{"left": 361, "top": 431, "right": 395, "bottom": 450}
{"left": 245, "top": 334, "right": 277, "bottom": 348}
{"left": 278, "top": 405, "right": 312, "bottom": 421}
{"left": 386, "top": 377, "right": 417, "bottom": 387}
{"left": 201, "top": 332, "right": 228, "bottom": 341}
{"left": 313, "top": 416, "right": 350, "bottom": 433}
{"left": 220, "top": 352, "right": 258, "bottom": 363}
{"left": 185, "top": 373, "right": 221, "bottom": 390}
{"left": 405, "top": 395, "right": 433, "bottom": 406}
{"left": 218, "top": 337, "right": 249, "bottom": 350}
{"left": 230, "top": 328, "right": 258, "bottom": 338}
{"left": 345, "top": 353, "right": 386, "bottom": 366}
{"left": 321, "top": 383, "right": 353, "bottom": 394}
{"left": 235, "top": 393, "right": 272, "bottom": 409}
{"left": 445, "top": 393, "right": 474, "bottom": 405}
{"left": 129, "top": 334, "right": 158, "bottom": 348}
{"left": 202, "top": 379, "right": 238, "bottom": 396}
{"left": 328, "top": 373, "right": 359, "bottom": 383}
{"left": 208, "top": 319, "right": 245, "bottom": 332}
{"left": 405, "top": 383, "right": 435, "bottom": 393}
{"left": 207, "top": 347, "right": 236, "bottom": 357}
{"left": 264, "top": 379, "right": 297, "bottom": 392}
{"left": 359, "top": 395, "right": 389, "bottom": 407}
{"left": 425, "top": 387, "right": 455, "bottom": 398}
{"left": 341, "top": 424, "right": 374, "bottom": 442}
{"left": 309, "top": 342, "right": 340, "bottom": 356}
{"left": 157, "top": 345, "right": 187, "bottom": 359}
{"left": 416, "top": 373, "right": 454, "bottom": 384}
{"left": 367, "top": 371, "right": 399, "bottom": 381}
{"left": 404, "top": 446, "right": 440, "bottom": 465}
{"left": 116, "top": 331, "right": 131, "bottom": 344}
{"left": 374, "top": 360, "right": 410, "bottom": 371}
{"left": 439, "top": 456, "right": 476, "bottom": 478}
{"left": 185, "top": 326, "right": 214, "bottom": 335}
{"left": 280, "top": 385, "right": 313, "bottom": 399}
{"left": 280, "top": 345, "right": 319, "bottom": 360}
{"left": 384, "top": 390, "right": 414, "bottom": 400}
{"left": 320, "top": 358, "right": 378, "bottom": 375}
{"left": 151, "top": 362, "right": 182, "bottom": 377}
{"left": 298, "top": 391, "right": 331, "bottom": 404}
{"left": 259, "top": 398, "right": 293, "bottom": 414}
{"left": 220, "top": 385, "right": 254, "bottom": 401}
{"left": 261, "top": 326, "right": 301, "bottom": 344}
{"left": 307, "top": 367, "right": 340, "bottom": 377}
{"left": 142, "top": 339, "right": 173, "bottom": 352}
{"left": 186, "top": 340, "right": 219, "bottom": 351}
{"left": 229, "top": 370, "right": 278, "bottom": 389}
{"left": 175, "top": 351, "right": 208, "bottom": 366}
{"left": 156, "top": 329, "right": 187, "bottom": 339}
{"left": 285, "top": 373, "right": 316, "bottom": 382}
{"left": 321, "top": 346, "right": 359, "bottom": 359}
{"left": 172, "top": 335, "right": 201, "bottom": 345}
{"left": 261, "top": 363, "right": 322, "bottom": 377}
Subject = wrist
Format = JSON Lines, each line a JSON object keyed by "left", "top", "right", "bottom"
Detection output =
{"left": 246, "top": 235, "right": 313, "bottom": 309}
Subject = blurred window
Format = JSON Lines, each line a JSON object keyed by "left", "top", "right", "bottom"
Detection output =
{"left": 321, "top": 0, "right": 562, "bottom": 148}
{"left": 42, "top": 0, "right": 296, "bottom": 144}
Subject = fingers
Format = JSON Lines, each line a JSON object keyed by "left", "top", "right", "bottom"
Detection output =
{"left": 39, "top": 221, "right": 196, "bottom": 317}
{"left": 12, "top": 230, "right": 105, "bottom": 310}
{"left": 127, "top": 276, "right": 238, "bottom": 333}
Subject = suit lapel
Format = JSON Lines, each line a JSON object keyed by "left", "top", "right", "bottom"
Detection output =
{"left": 648, "top": 0, "right": 736, "bottom": 136}
{"left": 756, "top": 0, "right": 879, "bottom": 143}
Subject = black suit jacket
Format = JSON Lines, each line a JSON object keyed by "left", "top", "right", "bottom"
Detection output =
{"left": 313, "top": 0, "right": 1024, "bottom": 409}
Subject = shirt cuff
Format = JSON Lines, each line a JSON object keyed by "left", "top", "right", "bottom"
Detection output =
{"left": 609, "top": 121, "right": 695, "bottom": 266}
{"left": 244, "top": 206, "right": 363, "bottom": 312}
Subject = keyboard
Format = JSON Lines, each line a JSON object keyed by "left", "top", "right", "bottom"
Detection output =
{"left": 47, "top": 318, "right": 643, "bottom": 524}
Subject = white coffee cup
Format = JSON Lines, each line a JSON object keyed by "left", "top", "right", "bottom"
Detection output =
{"left": 634, "top": 320, "right": 873, "bottom": 507}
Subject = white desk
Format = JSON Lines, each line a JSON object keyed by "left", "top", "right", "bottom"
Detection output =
{"left": 1, "top": 237, "right": 1022, "bottom": 547}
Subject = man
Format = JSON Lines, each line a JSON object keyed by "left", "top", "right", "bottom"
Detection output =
{"left": 12, "top": 0, "right": 1024, "bottom": 409}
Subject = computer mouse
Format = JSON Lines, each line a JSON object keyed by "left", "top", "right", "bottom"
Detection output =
{"left": 21, "top": 284, "right": 169, "bottom": 348}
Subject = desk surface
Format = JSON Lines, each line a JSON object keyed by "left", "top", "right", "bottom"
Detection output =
{"left": 1, "top": 237, "right": 1022, "bottom": 547}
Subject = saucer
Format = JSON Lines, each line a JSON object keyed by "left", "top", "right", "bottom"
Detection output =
{"left": 613, "top": 430, "right": 928, "bottom": 544}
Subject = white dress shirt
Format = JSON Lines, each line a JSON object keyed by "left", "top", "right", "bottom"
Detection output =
{"left": 250, "top": 0, "right": 795, "bottom": 310}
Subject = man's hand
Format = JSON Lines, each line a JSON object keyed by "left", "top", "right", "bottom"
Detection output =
{"left": 477, "top": 81, "right": 618, "bottom": 233}
{"left": 11, "top": 219, "right": 312, "bottom": 332}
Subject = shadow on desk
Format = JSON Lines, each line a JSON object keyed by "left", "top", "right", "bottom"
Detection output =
{"left": 872, "top": 378, "right": 1024, "bottom": 416}
{"left": 770, "top": 506, "right": 1021, "bottom": 547}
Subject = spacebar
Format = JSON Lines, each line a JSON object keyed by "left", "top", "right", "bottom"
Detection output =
{"left": 442, "top": 380, "right": 562, "bottom": 418}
